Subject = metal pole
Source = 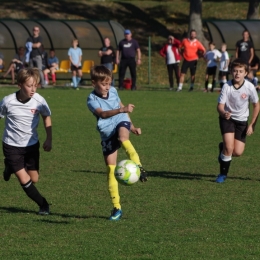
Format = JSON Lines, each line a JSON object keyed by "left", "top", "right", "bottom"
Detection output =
{"left": 148, "top": 36, "right": 151, "bottom": 84}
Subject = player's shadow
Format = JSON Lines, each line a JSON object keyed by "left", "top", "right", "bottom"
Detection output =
{"left": 0, "top": 206, "right": 108, "bottom": 221}
{"left": 149, "top": 171, "right": 253, "bottom": 182}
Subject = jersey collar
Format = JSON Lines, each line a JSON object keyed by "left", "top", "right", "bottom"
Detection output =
{"left": 232, "top": 79, "right": 245, "bottom": 90}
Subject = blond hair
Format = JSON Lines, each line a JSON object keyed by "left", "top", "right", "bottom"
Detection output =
{"left": 91, "top": 65, "right": 112, "bottom": 82}
{"left": 17, "top": 68, "right": 40, "bottom": 85}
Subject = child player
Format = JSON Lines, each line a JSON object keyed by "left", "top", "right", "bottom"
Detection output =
{"left": 204, "top": 41, "right": 222, "bottom": 92}
{"left": 87, "top": 65, "right": 147, "bottom": 221}
{"left": 216, "top": 58, "right": 259, "bottom": 183}
{"left": 218, "top": 43, "right": 230, "bottom": 90}
{"left": 0, "top": 68, "right": 52, "bottom": 214}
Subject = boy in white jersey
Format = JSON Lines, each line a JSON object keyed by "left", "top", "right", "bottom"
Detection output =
{"left": 87, "top": 65, "right": 147, "bottom": 221}
{"left": 216, "top": 58, "right": 259, "bottom": 183}
{"left": 218, "top": 43, "right": 230, "bottom": 90}
{"left": 204, "top": 42, "right": 222, "bottom": 92}
{"left": 0, "top": 68, "right": 52, "bottom": 214}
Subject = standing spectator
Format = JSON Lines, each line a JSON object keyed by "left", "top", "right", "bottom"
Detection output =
{"left": 218, "top": 43, "right": 230, "bottom": 90}
{"left": 26, "top": 26, "right": 45, "bottom": 88}
{"left": 203, "top": 41, "right": 222, "bottom": 92}
{"left": 159, "top": 35, "right": 181, "bottom": 90}
{"left": 235, "top": 30, "right": 254, "bottom": 65}
{"left": 116, "top": 29, "right": 141, "bottom": 91}
{"left": 177, "top": 29, "right": 206, "bottom": 92}
{"left": 68, "top": 39, "right": 82, "bottom": 90}
{"left": 99, "top": 37, "right": 115, "bottom": 85}
{"left": 43, "top": 49, "right": 59, "bottom": 86}
{"left": 2, "top": 46, "right": 25, "bottom": 84}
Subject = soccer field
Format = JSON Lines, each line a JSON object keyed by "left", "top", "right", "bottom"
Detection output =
{"left": 0, "top": 87, "right": 260, "bottom": 259}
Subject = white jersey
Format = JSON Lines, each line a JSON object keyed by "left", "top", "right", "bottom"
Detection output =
{"left": 219, "top": 51, "right": 229, "bottom": 72}
{"left": 0, "top": 92, "right": 51, "bottom": 147}
{"left": 166, "top": 45, "right": 177, "bottom": 64}
{"left": 205, "top": 49, "right": 222, "bottom": 67}
{"left": 218, "top": 80, "right": 259, "bottom": 121}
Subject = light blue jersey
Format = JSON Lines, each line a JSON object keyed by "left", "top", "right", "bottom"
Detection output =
{"left": 87, "top": 87, "right": 130, "bottom": 140}
{"left": 68, "top": 47, "right": 82, "bottom": 66}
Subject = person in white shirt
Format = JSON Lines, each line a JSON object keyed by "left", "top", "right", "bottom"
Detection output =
{"left": 0, "top": 68, "right": 52, "bottom": 214}
{"left": 204, "top": 42, "right": 222, "bottom": 92}
{"left": 216, "top": 58, "right": 259, "bottom": 183}
{"left": 218, "top": 43, "right": 230, "bottom": 90}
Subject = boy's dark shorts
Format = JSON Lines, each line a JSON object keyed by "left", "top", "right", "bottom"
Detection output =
{"left": 71, "top": 64, "right": 82, "bottom": 71}
{"left": 3, "top": 142, "right": 40, "bottom": 173}
{"left": 218, "top": 70, "right": 229, "bottom": 78}
{"left": 181, "top": 59, "right": 197, "bottom": 76}
{"left": 219, "top": 117, "right": 248, "bottom": 143}
{"left": 101, "top": 121, "right": 131, "bottom": 156}
{"left": 206, "top": 66, "right": 217, "bottom": 76}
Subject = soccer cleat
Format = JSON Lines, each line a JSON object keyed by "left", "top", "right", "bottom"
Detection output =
{"left": 215, "top": 174, "right": 227, "bottom": 183}
{"left": 109, "top": 207, "right": 122, "bottom": 221}
{"left": 3, "top": 159, "right": 12, "bottom": 181}
{"left": 176, "top": 88, "right": 182, "bottom": 92}
{"left": 188, "top": 87, "right": 194, "bottom": 92}
{"left": 38, "top": 204, "right": 50, "bottom": 215}
{"left": 139, "top": 166, "right": 148, "bottom": 182}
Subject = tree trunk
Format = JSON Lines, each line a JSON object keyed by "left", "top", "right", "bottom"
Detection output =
{"left": 247, "top": 0, "right": 259, "bottom": 19}
{"left": 189, "top": 0, "right": 208, "bottom": 47}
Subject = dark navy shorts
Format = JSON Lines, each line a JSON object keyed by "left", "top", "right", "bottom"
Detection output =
{"left": 219, "top": 117, "right": 248, "bottom": 143}
{"left": 71, "top": 64, "right": 82, "bottom": 71}
{"left": 181, "top": 59, "right": 197, "bottom": 76}
{"left": 101, "top": 121, "right": 131, "bottom": 156}
{"left": 2, "top": 141, "right": 40, "bottom": 173}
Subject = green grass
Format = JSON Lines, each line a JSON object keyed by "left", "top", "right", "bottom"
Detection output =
{"left": 1, "top": 87, "right": 260, "bottom": 259}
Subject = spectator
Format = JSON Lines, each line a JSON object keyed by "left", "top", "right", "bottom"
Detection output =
{"left": 177, "top": 29, "right": 206, "bottom": 92}
{"left": 116, "top": 29, "right": 141, "bottom": 91}
{"left": 218, "top": 43, "right": 230, "bottom": 90}
{"left": 99, "top": 37, "right": 115, "bottom": 85}
{"left": 159, "top": 35, "right": 181, "bottom": 90}
{"left": 43, "top": 49, "right": 59, "bottom": 86}
{"left": 235, "top": 30, "right": 254, "bottom": 65}
{"left": 26, "top": 26, "right": 45, "bottom": 88}
{"left": 68, "top": 39, "right": 82, "bottom": 90}
{"left": 2, "top": 47, "right": 25, "bottom": 84}
{"left": 203, "top": 41, "right": 222, "bottom": 92}
{"left": 0, "top": 52, "right": 4, "bottom": 71}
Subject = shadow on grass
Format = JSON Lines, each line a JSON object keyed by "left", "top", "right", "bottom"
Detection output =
{"left": 0, "top": 206, "right": 108, "bottom": 220}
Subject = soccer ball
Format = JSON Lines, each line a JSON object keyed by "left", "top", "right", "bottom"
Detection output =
{"left": 207, "top": 83, "right": 212, "bottom": 90}
{"left": 115, "top": 160, "right": 140, "bottom": 185}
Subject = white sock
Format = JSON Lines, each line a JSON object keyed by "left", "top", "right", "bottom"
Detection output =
{"left": 178, "top": 83, "right": 183, "bottom": 89}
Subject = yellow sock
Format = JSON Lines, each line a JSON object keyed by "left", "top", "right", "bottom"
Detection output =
{"left": 107, "top": 165, "right": 121, "bottom": 209}
{"left": 122, "top": 140, "right": 141, "bottom": 165}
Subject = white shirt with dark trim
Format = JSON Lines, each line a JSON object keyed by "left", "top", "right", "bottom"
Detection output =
{"left": 0, "top": 92, "right": 51, "bottom": 147}
{"left": 218, "top": 80, "right": 259, "bottom": 122}
{"left": 219, "top": 51, "right": 229, "bottom": 72}
{"left": 205, "top": 49, "right": 222, "bottom": 68}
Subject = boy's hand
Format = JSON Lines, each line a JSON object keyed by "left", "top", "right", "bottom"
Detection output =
{"left": 131, "top": 127, "right": 141, "bottom": 135}
{"left": 43, "top": 139, "right": 52, "bottom": 152}
{"left": 222, "top": 111, "right": 231, "bottom": 120}
{"left": 246, "top": 125, "right": 254, "bottom": 136}
{"left": 120, "top": 104, "right": 135, "bottom": 113}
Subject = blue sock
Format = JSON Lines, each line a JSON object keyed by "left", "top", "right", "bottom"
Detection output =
{"left": 72, "top": 76, "right": 77, "bottom": 88}
{"left": 76, "top": 77, "right": 81, "bottom": 85}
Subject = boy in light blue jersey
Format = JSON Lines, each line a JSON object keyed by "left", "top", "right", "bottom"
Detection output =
{"left": 68, "top": 39, "right": 82, "bottom": 89}
{"left": 87, "top": 65, "right": 147, "bottom": 221}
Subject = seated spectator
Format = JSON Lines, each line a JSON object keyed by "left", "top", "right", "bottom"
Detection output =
{"left": 2, "top": 47, "right": 25, "bottom": 84}
{"left": 43, "top": 49, "right": 59, "bottom": 86}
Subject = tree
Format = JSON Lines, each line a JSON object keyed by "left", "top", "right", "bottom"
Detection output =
{"left": 247, "top": 0, "right": 259, "bottom": 19}
{"left": 189, "top": 0, "right": 208, "bottom": 47}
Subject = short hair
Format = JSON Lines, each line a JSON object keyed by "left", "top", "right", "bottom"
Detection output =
{"left": 91, "top": 65, "right": 112, "bottom": 82}
{"left": 230, "top": 58, "right": 249, "bottom": 73}
{"left": 243, "top": 29, "right": 250, "bottom": 35}
{"left": 221, "top": 43, "right": 227, "bottom": 47}
{"left": 209, "top": 41, "right": 215, "bottom": 46}
{"left": 190, "top": 29, "right": 196, "bottom": 34}
{"left": 17, "top": 68, "right": 41, "bottom": 86}
{"left": 49, "top": 48, "right": 55, "bottom": 52}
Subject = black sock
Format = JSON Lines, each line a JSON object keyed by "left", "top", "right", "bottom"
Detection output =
{"left": 212, "top": 80, "right": 216, "bottom": 91}
{"left": 205, "top": 80, "right": 208, "bottom": 90}
{"left": 21, "top": 180, "right": 48, "bottom": 207}
{"left": 219, "top": 159, "right": 231, "bottom": 176}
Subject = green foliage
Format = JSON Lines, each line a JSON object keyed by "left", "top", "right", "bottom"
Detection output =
{"left": 0, "top": 87, "right": 260, "bottom": 259}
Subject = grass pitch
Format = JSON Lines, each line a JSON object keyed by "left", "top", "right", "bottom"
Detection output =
{"left": 0, "top": 87, "right": 260, "bottom": 259}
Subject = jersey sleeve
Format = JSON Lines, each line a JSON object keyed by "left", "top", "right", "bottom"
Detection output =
{"left": 216, "top": 50, "right": 222, "bottom": 58}
{"left": 224, "top": 52, "right": 229, "bottom": 60}
{"left": 0, "top": 98, "right": 7, "bottom": 118}
{"left": 198, "top": 42, "right": 205, "bottom": 52}
{"left": 40, "top": 99, "right": 51, "bottom": 116}
{"left": 87, "top": 93, "right": 100, "bottom": 113}
{"left": 249, "top": 85, "right": 259, "bottom": 104}
{"left": 218, "top": 84, "right": 228, "bottom": 104}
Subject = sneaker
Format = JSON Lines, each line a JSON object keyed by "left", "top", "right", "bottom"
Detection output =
{"left": 38, "top": 204, "right": 50, "bottom": 215}
{"left": 109, "top": 207, "right": 122, "bottom": 221}
{"left": 215, "top": 174, "right": 227, "bottom": 183}
{"left": 176, "top": 88, "right": 182, "bottom": 92}
{"left": 139, "top": 165, "right": 148, "bottom": 182}
{"left": 188, "top": 87, "right": 194, "bottom": 92}
{"left": 3, "top": 159, "right": 12, "bottom": 181}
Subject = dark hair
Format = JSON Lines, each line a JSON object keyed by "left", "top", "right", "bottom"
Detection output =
{"left": 49, "top": 48, "right": 55, "bottom": 52}
{"left": 91, "top": 65, "right": 112, "bottom": 82}
{"left": 230, "top": 58, "right": 249, "bottom": 73}
{"left": 209, "top": 41, "right": 215, "bottom": 46}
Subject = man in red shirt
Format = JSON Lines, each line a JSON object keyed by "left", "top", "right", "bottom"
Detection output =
{"left": 177, "top": 30, "right": 206, "bottom": 92}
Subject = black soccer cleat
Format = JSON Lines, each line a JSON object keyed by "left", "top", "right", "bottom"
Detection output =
{"left": 3, "top": 159, "right": 12, "bottom": 181}
{"left": 139, "top": 166, "right": 148, "bottom": 182}
{"left": 38, "top": 204, "right": 50, "bottom": 215}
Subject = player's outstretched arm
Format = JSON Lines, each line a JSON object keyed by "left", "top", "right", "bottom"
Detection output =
{"left": 247, "top": 102, "right": 260, "bottom": 135}
{"left": 42, "top": 115, "right": 52, "bottom": 152}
